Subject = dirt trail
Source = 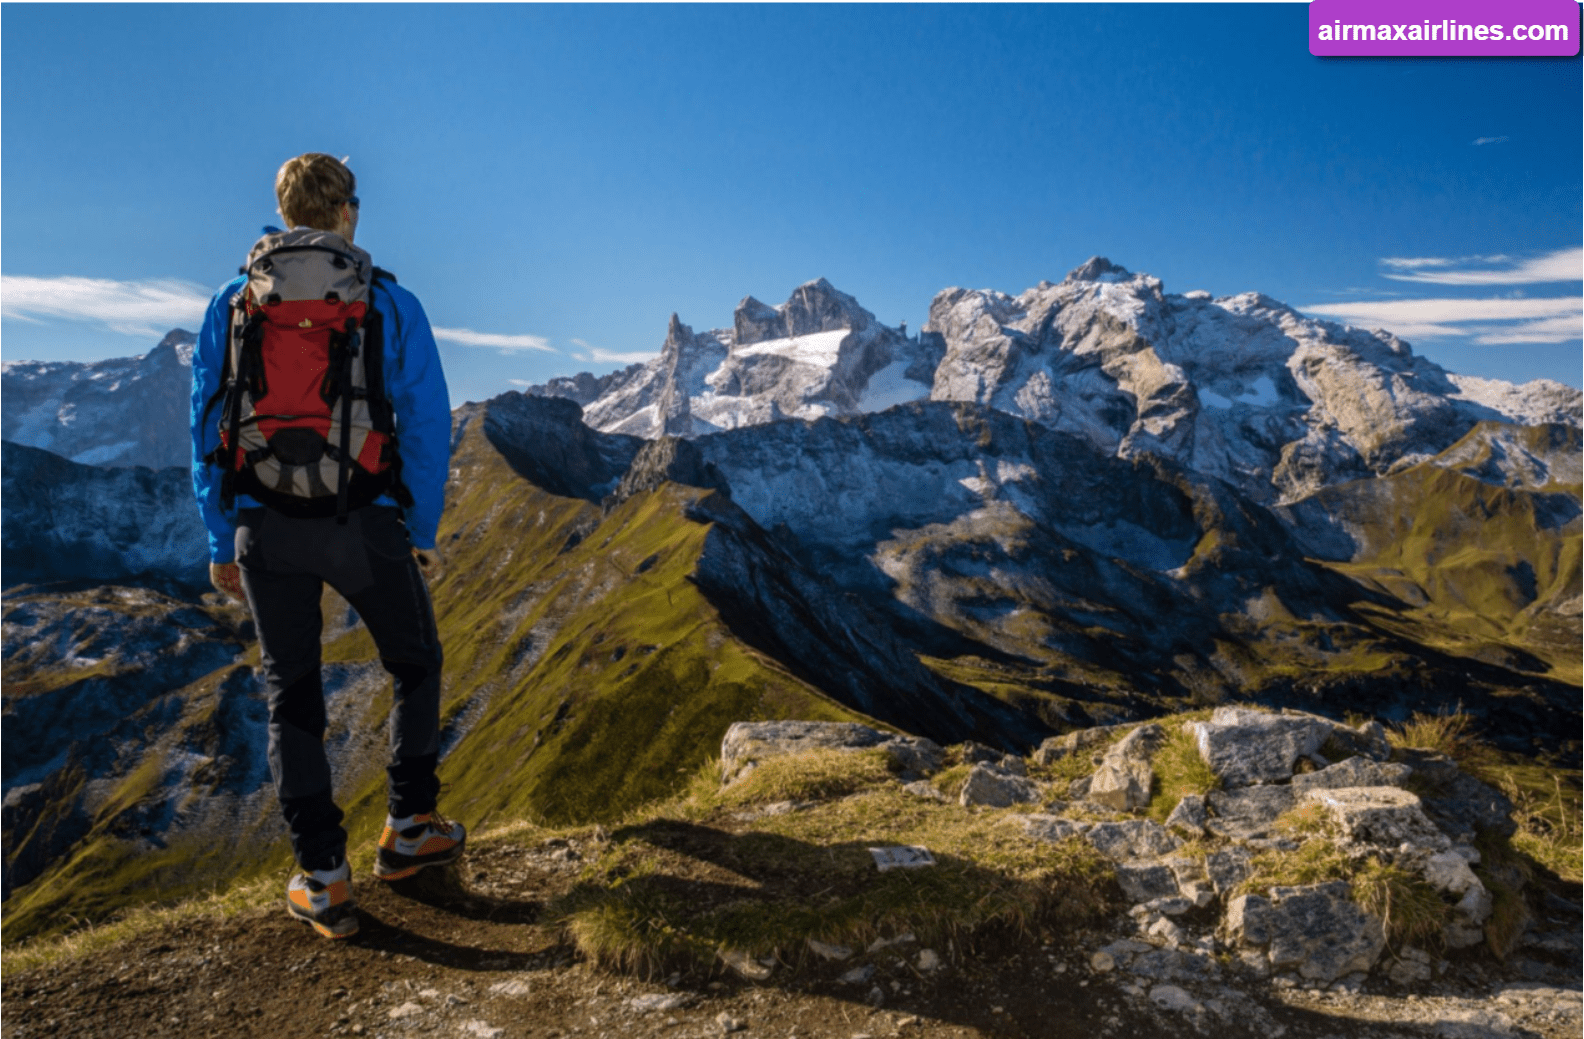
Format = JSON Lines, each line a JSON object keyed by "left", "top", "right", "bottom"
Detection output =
{"left": 3, "top": 839, "right": 1579, "bottom": 1039}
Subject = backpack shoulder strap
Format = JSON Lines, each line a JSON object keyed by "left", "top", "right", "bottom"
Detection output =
{"left": 372, "top": 266, "right": 397, "bottom": 283}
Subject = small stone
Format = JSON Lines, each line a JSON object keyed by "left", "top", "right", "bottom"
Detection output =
{"left": 1148, "top": 984, "right": 1199, "bottom": 1012}
{"left": 1090, "top": 951, "right": 1116, "bottom": 973}
{"left": 488, "top": 979, "right": 532, "bottom": 997}
{"left": 629, "top": 994, "right": 692, "bottom": 1013}
{"left": 903, "top": 780, "right": 948, "bottom": 803}
{"left": 715, "top": 1011, "right": 747, "bottom": 1034}
{"left": 719, "top": 947, "right": 773, "bottom": 981}
{"left": 865, "top": 985, "right": 886, "bottom": 1008}
{"left": 916, "top": 949, "right": 943, "bottom": 972}
{"left": 838, "top": 965, "right": 876, "bottom": 985}
{"left": 808, "top": 939, "right": 853, "bottom": 961}
{"left": 460, "top": 1023, "right": 505, "bottom": 1039}
{"left": 388, "top": 1002, "right": 424, "bottom": 1020}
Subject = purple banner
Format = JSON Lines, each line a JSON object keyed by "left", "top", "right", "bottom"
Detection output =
{"left": 1310, "top": 0, "right": 1581, "bottom": 56}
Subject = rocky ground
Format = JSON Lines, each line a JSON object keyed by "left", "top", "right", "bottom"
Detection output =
{"left": 2, "top": 831, "right": 1578, "bottom": 1039}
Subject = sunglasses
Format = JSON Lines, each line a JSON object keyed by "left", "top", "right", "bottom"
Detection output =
{"left": 342, "top": 196, "right": 360, "bottom": 208}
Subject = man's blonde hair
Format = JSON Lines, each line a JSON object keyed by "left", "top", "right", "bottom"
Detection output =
{"left": 275, "top": 153, "right": 356, "bottom": 231}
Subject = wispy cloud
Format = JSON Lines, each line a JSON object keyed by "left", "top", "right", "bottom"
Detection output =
{"left": 590, "top": 347, "right": 656, "bottom": 364}
{"left": 432, "top": 327, "right": 555, "bottom": 353}
{"left": 1, "top": 274, "right": 211, "bottom": 337}
{"left": 1301, "top": 295, "right": 1582, "bottom": 344}
{"left": 1380, "top": 247, "right": 1581, "bottom": 286}
{"left": 1472, "top": 135, "right": 1509, "bottom": 146}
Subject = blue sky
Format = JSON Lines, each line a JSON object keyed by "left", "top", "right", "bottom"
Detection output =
{"left": 3, "top": 3, "right": 1580, "bottom": 407}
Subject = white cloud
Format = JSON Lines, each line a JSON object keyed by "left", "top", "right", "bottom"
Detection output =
{"left": 432, "top": 327, "right": 555, "bottom": 352}
{"left": 590, "top": 348, "right": 657, "bottom": 364}
{"left": 1, "top": 274, "right": 211, "bottom": 337}
{"left": 1381, "top": 247, "right": 1581, "bottom": 286}
{"left": 1301, "top": 295, "right": 1582, "bottom": 344}
{"left": 1472, "top": 136, "right": 1509, "bottom": 145}
{"left": 508, "top": 378, "right": 535, "bottom": 387}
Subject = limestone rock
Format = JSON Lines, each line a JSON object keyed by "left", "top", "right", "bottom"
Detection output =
{"left": 1018, "top": 814, "right": 1089, "bottom": 843}
{"left": 719, "top": 721, "right": 942, "bottom": 784}
{"left": 1192, "top": 708, "right": 1333, "bottom": 788}
{"left": 1421, "top": 772, "right": 1518, "bottom": 843}
{"left": 1033, "top": 724, "right": 1130, "bottom": 766}
{"left": 1165, "top": 793, "right": 1207, "bottom": 837}
{"left": 1089, "top": 758, "right": 1152, "bottom": 812}
{"left": 1164, "top": 855, "right": 1217, "bottom": 908}
{"left": 1290, "top": 757, "right": 1412, "bottom": 795}
{"left": 1226, "top": 882, "right": 1386, "bottom": 983}
{"left": 1088, "top": 723, "right": 1164, "bottom": 811}
{"left": 1115, "top": 861, "right": 1181, "bottom": 903}
{"left": 1205, "top": 846, "right": 1253, "bottom": 894}
{"left": 1204, "top": 786, "right": 1297, "bottom": 840}
{"left": 959, "top": 763, "right": 1039, "bottom": 808}
{"left": 1322, "top": 719, "right": 1392, "bottom": 762}
{"left": 1303, "top": 786, "right": 1450, "bottom": 853}
{"left": 1086, "top": 819, "right": 1182, "bottom": 861}
{"left": 1148, "top": 984, "right": 1200, "bottom": 1012}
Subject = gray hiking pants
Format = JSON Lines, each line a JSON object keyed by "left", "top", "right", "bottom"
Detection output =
{"left": 236, "top": 505, "right": 443, "bottom": 871}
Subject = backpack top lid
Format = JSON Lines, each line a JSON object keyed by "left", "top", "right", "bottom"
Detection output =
{"left": 241, "top": 229, "right": 375, "bottom": 319}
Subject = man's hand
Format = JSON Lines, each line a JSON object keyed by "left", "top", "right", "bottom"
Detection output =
{"left": 413, "top": 545, "right": 445, "bottom": 581}
{"left": 210, "top": 562, "right": 245, "bottom": 602}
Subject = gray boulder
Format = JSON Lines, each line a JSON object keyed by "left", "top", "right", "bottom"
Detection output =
{"left": 959, "top": 763, "right": 1040, "bottom": 808}
{"left": 1291, "top": 757, "right": 1412, "bottom": 795}
{"left": 1086, "top": 819, "right": 1182, "bottom": 861}
{"left": 1322, "top": 719, "right": 1392, "bottom": 762}
{"left": 1225, "top": 882, "right": 1386, "bottom": 983}
{"left": 1205, "top": 846, "right": 1254, "bottom": 895}
{"left": 1204, "top": 786, "right": 1297, "bottom": 840}
{"left": 1192, "top": 707, "right": 1333, "bottom": 787}
{"left": 1303, "top": 786, "right": 1450, "bottom": 854}
{"left": 1115, "top": 861, "right": 1181, "bottom": 903}
{"left": 1165, "top": 793, "right": 1208, "bottom": 837}
{"left": 1422, "top": 772, "right": 1518, "bottom": 843}
{"left": 719, "top": 721, "right": 943, "bottom": 783}
{"left": 1019, "top": 814, "right": 1089, "bottom": 843}
{"left": 1033, "top": 723, "right": 1131, "bottom": 766}
{"left": 1088, "top": 724, "right": 1165, "bottom": 811}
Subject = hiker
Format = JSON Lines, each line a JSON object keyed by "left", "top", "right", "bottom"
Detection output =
{"left": 191, "top": 153, "right": 463, "bottom": 939}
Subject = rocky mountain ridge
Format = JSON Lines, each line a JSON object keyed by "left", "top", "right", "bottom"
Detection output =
{"left": 1, "top": 329, "right": 197, "bottom": 470}
{"left": 524, "top": 260, "right": 1580, "bottom": 506}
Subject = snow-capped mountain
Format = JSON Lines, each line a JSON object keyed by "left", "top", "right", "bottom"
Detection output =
{"left": 1, "top": 330, "right": 196, "bottom": 469}
{"left": 527, "top": 279, "right": 940, "bottom": 438}
{"left": 532, "top": 260, "right": 1580, "bottom": 505}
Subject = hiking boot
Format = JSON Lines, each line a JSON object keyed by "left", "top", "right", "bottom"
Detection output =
{"left": 374, "top": 809, "right": 466, "bottom": 881}
{"left": 286, "top": 860, "right": 358, "bottom": 939}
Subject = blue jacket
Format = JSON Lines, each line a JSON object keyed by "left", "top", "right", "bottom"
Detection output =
{"left": 190, "top": 253, "right": 451, "bottom": 563}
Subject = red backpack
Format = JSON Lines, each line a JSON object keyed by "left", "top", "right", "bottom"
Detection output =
{"left": 207, "top": 229, "right": 410, "bottom": 521}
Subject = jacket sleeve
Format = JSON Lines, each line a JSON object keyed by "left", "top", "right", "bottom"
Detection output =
{"left": 379, "top": 283, "right": 451, "bottom": 551}
{"left": 191, "top": 279, "right": 243, "bottom": 564}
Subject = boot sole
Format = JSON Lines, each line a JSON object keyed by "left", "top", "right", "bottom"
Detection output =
{"left": 374, "top": 843, "right": 464, "bottom": 882}
{"left": 287, "top": 901, "right": 359, "bottom": 939}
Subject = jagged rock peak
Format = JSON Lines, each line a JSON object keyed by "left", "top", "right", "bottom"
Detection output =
{"left": 1064, "top": 257, "right": 1135, "bottom": 284}
{"left": 734, "top": 277, "right": 874, "bottom": 346}
{"left": 152, "top": 329, "right": 197, "bottom": 366}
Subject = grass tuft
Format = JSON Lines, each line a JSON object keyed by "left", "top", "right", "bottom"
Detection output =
{"left": 703, "top": 749, "right": 897, "bottom": 809}
{"left": 1350, "top": 859, "right": 1450, "bottom": 949}
{"left": 1145, "top": 722, "right": 1220, "bottom": 824}
{"left": 1387, "top": 709, "right": 1478, "bottom": 762}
